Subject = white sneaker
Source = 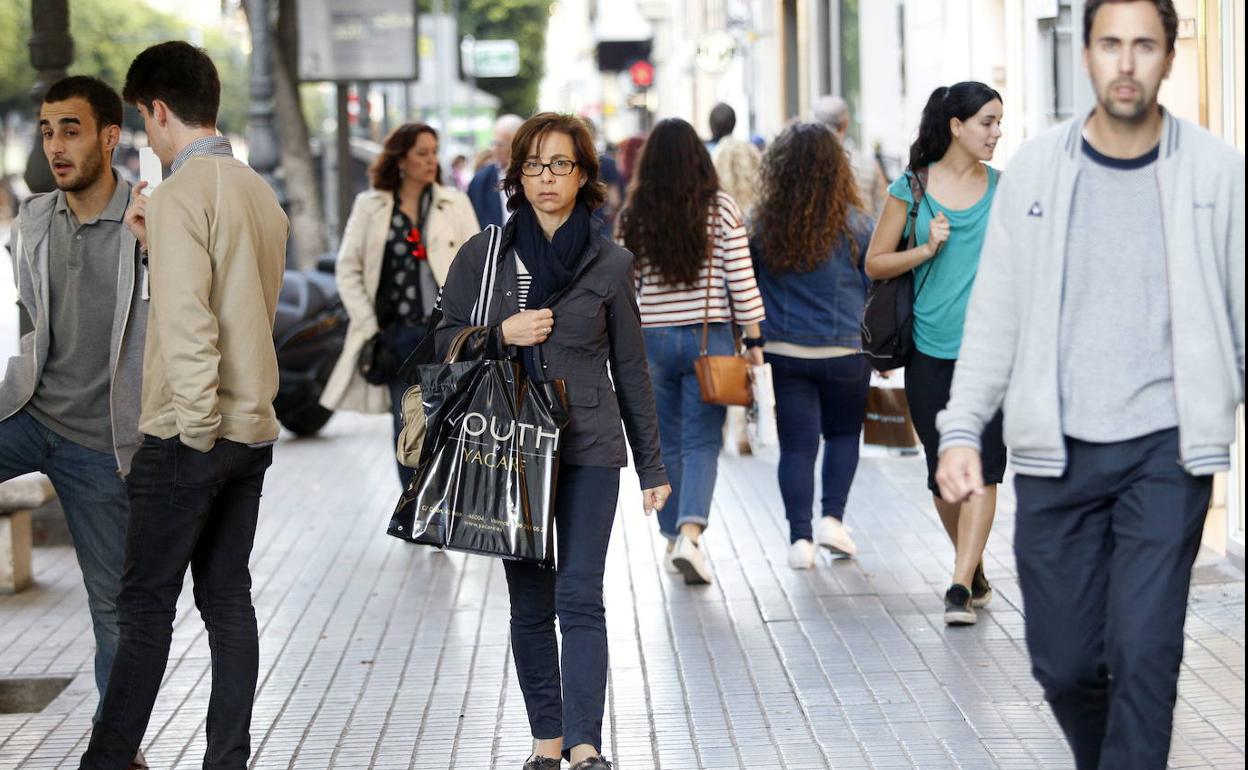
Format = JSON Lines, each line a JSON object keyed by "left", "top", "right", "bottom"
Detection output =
{"left": 787, "top": 539, "right": 816, "bottom": 570}
{"left": 816, "top": 517, "right": 858, "bottom": 557}
{"left": 670, "top": 535, "right": 713, "bottom": 585}
{"left": 662, "top": 542, "right": 679, "bottom": 574}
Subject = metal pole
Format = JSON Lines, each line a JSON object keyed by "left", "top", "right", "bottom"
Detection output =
{"left": 336, "top": 83, "right": 353, "bottom": 237}
{"left": 245, "top": 0, "right": 291, "bottom": 265}
{"left": 23, "top": 0, "right": 73, "bottom": 195}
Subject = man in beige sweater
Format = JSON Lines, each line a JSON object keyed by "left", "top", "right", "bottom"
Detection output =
{"left": 81, "top": 42, "right": 288, "bottom": 770}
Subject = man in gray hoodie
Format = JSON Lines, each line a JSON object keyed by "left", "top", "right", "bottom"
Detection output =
{"left": 935, "top": 2, "right": 1243, "bottom": 768}
{"left": 0, "top": 76, "right": 147, "bottom": 768}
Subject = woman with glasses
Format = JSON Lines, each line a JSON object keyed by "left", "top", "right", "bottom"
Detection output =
{"left": 320, "top": 122, "right": 479, "bottom": 488}
{"left": 435, "top": 113, "right": 670, "bottom": 770}
{"left": 617, "top": 118, "right": 766, "bottom": 586}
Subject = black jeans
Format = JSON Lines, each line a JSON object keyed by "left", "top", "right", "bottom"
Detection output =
{"left": 385, "top": 323, "right": 430, "bottom": 489}
{"left": 1014, "top": 429, "right": 1211, "bottom": 770}
{"left": 80, "top": 436, "right": 273, "bottom": 770}
{"left": 503, "top": 464, "right": 620, "bottom": 755}
{"left": 768, "top": 352, "right": 872, "bottom": 543}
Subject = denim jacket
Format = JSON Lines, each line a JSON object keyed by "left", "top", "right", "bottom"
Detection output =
{"left": 751, "top": 210, "right": 874, "bottom": 348}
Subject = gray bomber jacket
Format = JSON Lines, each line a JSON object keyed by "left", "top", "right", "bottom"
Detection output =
{"left": 1, "top": 178, "right": 148, "bottom": 476}
{"left": 435, "top": 220, "right": 668, "bottom": 490}
{"left": 938, "top": 111, "right": 1244, "bottom": 476}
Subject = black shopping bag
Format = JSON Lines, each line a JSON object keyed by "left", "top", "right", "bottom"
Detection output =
{"left": 387, "top": 358, "right": 569, "bottom": 567}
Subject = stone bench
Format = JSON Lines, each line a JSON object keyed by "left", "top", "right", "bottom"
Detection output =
{"left": 0, "top": 474, "right": 56, "bottom": 594}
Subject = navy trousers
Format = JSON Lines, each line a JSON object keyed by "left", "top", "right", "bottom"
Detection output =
{"left": 1013, "top": 429, "right": 1211, "bottom": 770}
{"left": 503, "top": 464, "right": 621, "bottom": 755}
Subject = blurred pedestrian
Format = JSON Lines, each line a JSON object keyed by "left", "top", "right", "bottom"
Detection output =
{"left": 1, "top": 76, "right": 147, "bottom": 770}
{"left": 706, "top": 102, "right": 736, "bottom": 152}
{"left": 618, "top": 118, "right": 765, "bottom": 586}
{"left": 615, "top": 135, "right": 645, "bottom": 196}
{"left": 468, "top": 113, "right": 524, "bottom": 226}
{"left": 751, "top": 122, "right": 874, "bottom": 569}
{"left": 81, "top": 41, "right": 289, "bottom": 770}
{"left": 712, "top": 137, "right": 762, "bottom": 221}
{"left": 813, "top": 95, "right": 889, "bottom": 215}
{"left": 864, "top": 81, "right": 1004, "bottom": 626}
{"left": 435, "top": 112, "right": 669, "bottom": 770}
{"left": 449, "top": 153, "right": 470, "bottom": 191}
{"left": 320, "top": 122, "right": 479, "bottom": 489}
{"left": 937, "top": 1, "right": 1243, "bottom": 767}
{"left": 584, "top": 118, "right": 622, "bottom": 239}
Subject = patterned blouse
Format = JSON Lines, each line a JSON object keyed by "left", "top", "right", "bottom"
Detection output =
{"left": 376, "top": 190, "right": 435, "bottom": 328}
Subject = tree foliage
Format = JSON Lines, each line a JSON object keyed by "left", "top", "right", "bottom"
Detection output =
{"left": 0, "top": 0, "right": 249, "bottom": 134}
{"left": 455, "top": 0, "right": 551, "bottom": 116}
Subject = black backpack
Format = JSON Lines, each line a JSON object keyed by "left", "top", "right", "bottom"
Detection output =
{"left": 861, "top": 167, "right": 935, "bottom": 371}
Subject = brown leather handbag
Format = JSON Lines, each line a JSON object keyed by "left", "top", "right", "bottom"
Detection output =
{"left": 692, "top": 211, "right": 753, "bottom": 407}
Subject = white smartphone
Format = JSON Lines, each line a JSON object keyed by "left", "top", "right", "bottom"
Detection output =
{"left": 139, "top": 147, "right": 162, "bottom": 195}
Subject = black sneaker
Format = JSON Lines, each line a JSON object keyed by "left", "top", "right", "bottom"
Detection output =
{"left": 523, "top": 755, "right": 562, "bottom": 770}
{"left": 944, "top": 584, "right": 977, "bottom": 626}
{"left": 569, "top": 757, "right": 612, "bottom": 770}
{"left": 971, "top": 565, "right": 993, "bottom": 609}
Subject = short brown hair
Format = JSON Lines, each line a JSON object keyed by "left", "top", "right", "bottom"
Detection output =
{"left": 502, "top": 112, "right": 606, "bottom": 213}
{"left": 370, "top": 123, "right": 442, "bottom": 192}
{"left": 1083, "top": 0, "right": 1178, "bottom": 52}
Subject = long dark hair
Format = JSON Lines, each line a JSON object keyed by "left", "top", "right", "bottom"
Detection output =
{"left": 908, "top": 82, "right": 1003, "bottom": 169}
{"left": 756, "top": 122, "right": 863, "bottom": 273}
{"left": 618, "top": 118, "right": 719, "bottom": 287}
{"left": 370, "top": 123, "right": 442, "bottom": 191}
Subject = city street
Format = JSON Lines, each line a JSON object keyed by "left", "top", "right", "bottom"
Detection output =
{"left": 0, "top": 412, "right": 1242, "bottom": 770}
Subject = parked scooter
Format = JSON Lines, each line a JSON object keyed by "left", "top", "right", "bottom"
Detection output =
{"left": 273, "top": 259, "right": 347, "bottom": 436}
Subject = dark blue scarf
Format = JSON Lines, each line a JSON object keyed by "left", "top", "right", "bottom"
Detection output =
{"left": 513, "top": 201, "right": 592, "bottom": 308}
{"left": 512, "top": 201, "right": 593, "bottom": 380}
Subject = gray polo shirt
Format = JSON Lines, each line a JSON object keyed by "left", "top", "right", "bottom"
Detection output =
{"left": 1058, "top": 139, "right": 1177, "bottom": 442}
{"left": 25, "top": 173, "right": 129, "bottom": 453}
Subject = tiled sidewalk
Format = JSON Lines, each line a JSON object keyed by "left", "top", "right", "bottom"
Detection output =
{"left": 0, "top": 413, "right": 1242, "bottom": 770}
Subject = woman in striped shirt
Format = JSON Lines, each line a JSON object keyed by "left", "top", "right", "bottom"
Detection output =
{"left": 617, "top": 118, "right": 766, "bottom": 586}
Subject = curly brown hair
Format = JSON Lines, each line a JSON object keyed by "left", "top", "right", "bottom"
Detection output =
{"left": 369, "top": 123, "right": 442, "bottom": 191}
{"left": 501, "top": 112, "right": 607, "bottom": 213}
{"left": 755, "top": 122, "right": 863, "bottom": 273}
{"left": 617, "top": 118, "right": 719, "bottom": 287}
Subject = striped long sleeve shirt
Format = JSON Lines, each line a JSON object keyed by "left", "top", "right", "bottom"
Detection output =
{"left": 634, "top": 192, "right": 766, "bottom": 328}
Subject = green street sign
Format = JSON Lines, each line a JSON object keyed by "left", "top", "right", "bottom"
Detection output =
{"left": 462, "top": 38, "right": 521, "bottom": 79}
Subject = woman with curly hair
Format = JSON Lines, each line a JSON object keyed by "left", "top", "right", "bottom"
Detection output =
{"left": 751, "top": 122, "right": 875, "bottom": 569}
{"left": 321, "top": 122, "right": 480, "bottom": 487}
{"left": 618, "top": 118, "right": 765, "bottom": 586}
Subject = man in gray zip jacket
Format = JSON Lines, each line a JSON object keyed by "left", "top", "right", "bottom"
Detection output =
{"left": 0, "top": 77, "right": 146, "bottom": 766}
{"left": 935, "top": 2, "right": 1243, "bottom": 768}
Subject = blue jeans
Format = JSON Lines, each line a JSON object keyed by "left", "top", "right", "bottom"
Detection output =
{"left": 385, "top": 323, "right": 429, "bottom": 489}
{"left": 643, "top": 324, "right": 733, "bottom": 539}
{"left": 1014, "top": 429, "right": 1210, "bottom": 770}
{"left": 503, "top": 465, "right": 621, "bottom": 755}
{"left": 0, "top": 409, "right": 126, "bottom": 715}
{"left": 81, "top": 436, "right": 273, "bottom": 770}
{"left": 768, "top": 353, "right": 872, "bottom": 543}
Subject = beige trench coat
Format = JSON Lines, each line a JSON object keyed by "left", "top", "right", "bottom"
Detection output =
{"left": 320, "top": 185, "right": 480, "bottom": 413}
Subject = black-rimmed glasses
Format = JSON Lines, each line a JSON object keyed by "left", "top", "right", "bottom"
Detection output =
{"left": 521, "top": 159, "right": 578, "bottom": 176}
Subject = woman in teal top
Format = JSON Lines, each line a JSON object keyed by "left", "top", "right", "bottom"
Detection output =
{"left": 866, "top": 81, "right": 1005, "bottom": 627}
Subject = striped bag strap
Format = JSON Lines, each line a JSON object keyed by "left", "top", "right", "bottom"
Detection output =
{"left": 470, "top": 224, "right": 504, "bottom": 326}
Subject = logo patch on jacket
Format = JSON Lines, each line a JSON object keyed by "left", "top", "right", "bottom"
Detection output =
{"left": 1027, "top": 202, "right": 1044, "bottom": 217}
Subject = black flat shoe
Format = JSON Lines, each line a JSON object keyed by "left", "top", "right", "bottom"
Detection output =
{"left": 523, "top": 754, "right": 563, "bottom": 770}
{"left": 569, "top": 757, "right": 612, "bottom": 770}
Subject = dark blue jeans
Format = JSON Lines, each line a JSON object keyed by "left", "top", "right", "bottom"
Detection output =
{"left": 81, "top": 436, "right": 273, "bottom": 770}
{"left": 767, "top": 353, "right": 872, "bottom": 543}
{"left": 1014, "top": 429, "right": 1211, "bottom": 770}
{"left": 385, "top": 323, "right": 429, "bottom": 489}
{"left": 0, "top": 409, "right": 126, "bottom": 716}
{"left": 643, "top": 323, "right": 733, "bottom": 538}
{"left": 503, "top": 464, "right": 620, "bottom": 755}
